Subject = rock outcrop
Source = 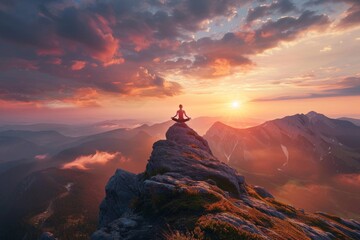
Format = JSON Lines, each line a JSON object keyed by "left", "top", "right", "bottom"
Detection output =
{"left": 93, "top": 123, "right": 360, "bottom": 240}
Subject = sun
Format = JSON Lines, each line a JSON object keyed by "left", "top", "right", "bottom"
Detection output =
{"left": 231, "top": 101, "right": 240, "bottom": 109}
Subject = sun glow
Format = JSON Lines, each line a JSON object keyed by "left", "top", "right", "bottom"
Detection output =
{"left": 231, "top": 101, "right": 240, "bottom": 109}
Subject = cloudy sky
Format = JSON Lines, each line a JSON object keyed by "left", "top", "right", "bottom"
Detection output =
{"left": 0, "top": 0, "right": 359, "bottom": 123}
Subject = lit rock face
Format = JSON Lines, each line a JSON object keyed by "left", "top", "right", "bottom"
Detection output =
{"left": 93, "top": 123, "right": 360, "bottom": 240}
{"left": 146, "top": 123, "right": 246, "bottom": 197}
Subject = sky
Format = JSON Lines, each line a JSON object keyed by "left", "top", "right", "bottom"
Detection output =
{"left": 0, "top": 0, "right": 359, "bottom": 124}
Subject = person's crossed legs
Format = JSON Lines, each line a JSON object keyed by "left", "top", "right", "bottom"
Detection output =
{"left": 171, "top": 117, "right": 190, "bottom": 123}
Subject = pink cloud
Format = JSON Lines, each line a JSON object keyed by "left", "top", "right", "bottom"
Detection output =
{"left": 0, "top": 58, "right": 38, "bottom": 71}
{"left": 36, "top": 48, "right": 63, "bottom": 57}
{"left": 62, "top": 151, "right": 127, "bottom": 170}
{"left": 35, "top": 154, "right": 48, "bottom": 160}
{"left": 48, "top": 58, "right": 62, "bottom": 65}
{"left": 71, "top": 60, "right": 86, "bottom": 70}
{"left": 103, "top": 58, "right": 125, "bottom": 67}
{"left": 334, "top": 174, "right": 360, "bottom": 188}
{"left": 69, "top": 87, "right": 100, "bottom": 107}
{"left": 130, "top": 35, "right": 152, "bottom": 52}
{"left": 39, "top": 87, "right": 100, "bottom": 109}
{"left": 87, "top": 15, "right": 120, "bottom": 62}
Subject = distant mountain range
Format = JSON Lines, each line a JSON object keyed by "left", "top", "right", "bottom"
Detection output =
{"left": 0, "top": 113, "right": 359, "bottom": 239}
{"left": 0, "top": 116, "right": 262, "bottom": 137}
{"left": 339, "top": 117, "right": 360, "bottom": 127}
{"left": 0, "top": 119, "right": 148, "bottom": 137}
{"left": 204, "top": 111, "right": 360, "bottom": 220}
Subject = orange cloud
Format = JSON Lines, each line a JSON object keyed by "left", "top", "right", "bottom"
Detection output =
{"left": 90, "top": 15, "right": 120, "bottom": 62}
{"left": 212, "top": 58, "right": 231, "bottom": 76}
{"left": 130, "top": 35, "right": 151, "bottom": 52}
{"left": 62, "top": 151, "right": 126, "bottom": 170}
{"left": 70, "top": 87, "right": 100, "bottom": 107}
{"left": 71, "top": 60, "right": 86, "bottom": 70}
{"left": 334, "top": 174, "right": 360, "bottom": 188}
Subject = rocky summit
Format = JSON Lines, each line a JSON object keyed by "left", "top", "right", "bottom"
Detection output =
{"left": 92, "top": 123, "right": 360, "bottom": 240}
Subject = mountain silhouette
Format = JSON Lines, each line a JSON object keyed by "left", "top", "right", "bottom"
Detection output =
{"left": 93, "top": 123, "right": 360, "bottom": 239}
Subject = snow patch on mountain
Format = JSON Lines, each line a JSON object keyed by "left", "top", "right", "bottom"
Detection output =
{"left": 280, "top": 144, "right": 289, "bottom": 167}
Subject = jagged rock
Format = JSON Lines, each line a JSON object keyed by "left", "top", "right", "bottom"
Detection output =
{"left": 253, "top": 185, "right": 274, "bottom": 199}
{"left": 146, "top": 123, "right": 245, "bottom": 196}
{"left": 166, "top": 123, "right": 212, "bottom": 154}
{"left": 99, "top": 169, "right": 141, "bottom": 227}
{"left": 92, "top": 123, "right": 360, "bottom": 240}
{"left": 92, "top": 214, "right": 154, "bottom": 240}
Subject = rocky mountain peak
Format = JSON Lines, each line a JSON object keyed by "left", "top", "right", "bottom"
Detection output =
{"left": 306, "top": 110, "right": 321, "bottom": 117}
{"left": 306, "top": 111, "right": 329, "bottom": 123}
{"left": 93, "top": 123, "right": 360, "bottom": 240}
{"left": 146, "top": 123, "right": 245, "bottom": 197}
{"left": 165, "top": 123, "right": 212, "bottom": 154}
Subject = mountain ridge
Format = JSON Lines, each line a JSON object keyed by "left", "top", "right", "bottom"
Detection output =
{"left": 205, "top": 111, "right": 360, "bottom": 174}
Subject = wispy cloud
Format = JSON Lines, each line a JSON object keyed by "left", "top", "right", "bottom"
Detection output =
{"left": 305, "top": 0, "right": 360, "bottom": 29}
{"left": 253, "top": 76, "right": 360, "bottom": 101}
{"left": 246, "top": 0, "right": 297, "bottom": 23}
{"left": 62, "top": 151, "right": 127, "bottom": 170}
{"left": 334, "top": 174, "right": 360, "bottom": 188}
{"left": 320, "top": 46, "right": 332, "bottom": 52}
{"left": 35, "top": 154, "right": 48, "bottom": 160}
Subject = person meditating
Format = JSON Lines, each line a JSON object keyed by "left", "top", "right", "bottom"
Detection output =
{"left": 172, "top": 104, "right": 191, "bottom": 123}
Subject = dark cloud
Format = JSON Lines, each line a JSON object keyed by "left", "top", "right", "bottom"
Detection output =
{"left": 56, "top": 7, "right": 117, "bottom": 58}
{"left": 253, "top": 76, "right": 360, "bottom": 101}
{"left": 151, "top": 0, "right": 248, "bottom": 32}
{"left": 0, "top": 69, "right": 81, "bottom": 102}
{"left": 337, "top": 3, "right": 360, "bottom": 29}
{"left": 0, "top": 0, "right": 355, "bottom": 104}
{"left": 304, "top": 0, "right": 360, "bottom": 29}
{"left": 0, "top": 63, "right": 182, "bottom": 103}
{"left": 178, "top": 11, "right": 330, "bottom": 77}
{"left": 0, "top": 6, "right": 58, "bottom": 51}
{"left": 254, "top": 10, "right": 330, "bottom": 45}
{"left": 246, "top": 0, "right": 297, "bottom": 23}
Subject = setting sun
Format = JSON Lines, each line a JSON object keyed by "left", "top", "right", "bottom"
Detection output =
{"left": 231, "top": 101, "right": 240, "bottom": 109}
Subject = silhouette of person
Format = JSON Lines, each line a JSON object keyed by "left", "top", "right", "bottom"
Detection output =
{"left": 172, "top": 104, "right": 191, "bottom": 123}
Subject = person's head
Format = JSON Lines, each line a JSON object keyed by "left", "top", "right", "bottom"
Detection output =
{"left": 179, "top": 104, "right": 183, "bottom": 109}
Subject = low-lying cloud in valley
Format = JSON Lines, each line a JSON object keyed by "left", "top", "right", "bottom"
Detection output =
{"left": 62, "top": 151, "right": 127, "bottom": 170}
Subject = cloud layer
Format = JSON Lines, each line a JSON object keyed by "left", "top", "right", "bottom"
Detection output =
{"left": 253, "top": 76, "right": 360, "bottom": 101}
{"left": 62, "top": 151, "right": 125, "bottom": 170}
{"left": 0, "top": 0, "right": 358, "bottom": 106}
